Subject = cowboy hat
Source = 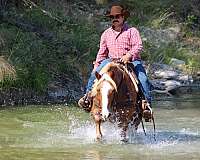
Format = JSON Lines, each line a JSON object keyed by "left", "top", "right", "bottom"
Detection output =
{"left": 106, "top": 5, "right": 130, "bottom": 18}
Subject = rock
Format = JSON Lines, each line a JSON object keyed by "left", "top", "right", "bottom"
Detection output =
{"left": 170, "top": 58, "right": 186, "bottom": 69}
{"left": 149, "top": 62, "right": 194, "bottom": 96}
{"left": 140, "top": 26, "right": 180, "bottom": 47}
{"left": 96, "top": 8, "right": 106, "bottom": 16}
{"left": 149, "top": 63, "right": 174, "bottom": 72}
{"left": 47, "top": 79, "right": 83, "bottom": 103}
{"left": 150, "top": 63, "right": 179, "bottom": 79}
{"left": 154, "top": 70, "right": 179, "bottom": 79}
{"left": 150, "top": 79, "right": 166, "bottom": 90}
{"left": 97, "top": 21, "right": 110, "bottom": 32}
{"left": 151, "top": 79, "right": 181, "bottom": 90}
{"left": 175, "top": 75, "right": 193, "bottom": 84}
{"left": 170, "top": 58, "right": 185, "bottom": 66}
{"left": 161, "top": 80, "right": 181, "bottom": 89}
{"left": 151, "top": 79, "right": 182, "bottom": 96}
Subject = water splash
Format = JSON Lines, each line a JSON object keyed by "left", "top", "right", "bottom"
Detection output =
{"left": 69, "top": 121, "right": 123, "bottom": 144}
{"left": 68, "top": 119, "right": 200, "bottom": 148}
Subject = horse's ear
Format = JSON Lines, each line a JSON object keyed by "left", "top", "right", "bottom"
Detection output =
{"left": 95, "top": 71, "right": 101, "bottom": 80}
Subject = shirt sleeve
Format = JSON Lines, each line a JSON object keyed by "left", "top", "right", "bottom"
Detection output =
{"left": 94, "top": 31, "right": 109, "bottom": 68}
{"left": 128, "top": 28, "right": 143, "bottom": 60}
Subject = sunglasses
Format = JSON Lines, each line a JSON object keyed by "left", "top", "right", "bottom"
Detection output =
{"left": 109, "top": 14, "right": 122, "bottom": 20}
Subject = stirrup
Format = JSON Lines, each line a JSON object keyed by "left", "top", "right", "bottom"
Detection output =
{"left": 142, "top": 100, "right": 153, "bottom": 122}
{"left": 78, "top": 94, "right": 92, "bottom": 112}
{"left": 143, "top": 110, "right": 152, "bottom": 122}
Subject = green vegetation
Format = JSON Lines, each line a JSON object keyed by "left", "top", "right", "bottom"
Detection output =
{"left": 0, "top": 0, "right": 199, "bottom": 94}
{"left": 0, "top": 3, "right": 99, "bottom": 92}
{"left": 125, "top": 0, "right": 200, "bottom": 71}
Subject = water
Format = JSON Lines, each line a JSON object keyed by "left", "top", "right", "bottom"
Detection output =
{"left": 0, "top": 94, "right": 200, "bottom": 160}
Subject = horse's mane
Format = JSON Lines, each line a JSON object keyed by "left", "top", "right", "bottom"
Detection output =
{"left": 91, "top": 62, "right": 119, "bottom": 97}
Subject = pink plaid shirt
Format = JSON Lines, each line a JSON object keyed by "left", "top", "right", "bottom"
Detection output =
{"left": 94, "top": 23, "right": 143, "bottom": 68}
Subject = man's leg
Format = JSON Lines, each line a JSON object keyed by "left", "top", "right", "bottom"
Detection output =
{"left": 131, "top": 60, "right": 152, "bottom": 121}
{"left": 85, "top": 58, "right": 112, "bottom": 93}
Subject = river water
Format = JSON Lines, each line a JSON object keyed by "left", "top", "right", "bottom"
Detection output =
{"left": 0, "top": 94, "right": 200, "bottom": 160}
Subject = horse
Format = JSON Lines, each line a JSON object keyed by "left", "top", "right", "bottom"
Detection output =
{"left": 89, "top": 61, "right": 144, "bottom": 140}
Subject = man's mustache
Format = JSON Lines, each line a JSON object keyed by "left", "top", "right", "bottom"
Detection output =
{"left": 113, "top": 20, "right": 119, "bottom": 23}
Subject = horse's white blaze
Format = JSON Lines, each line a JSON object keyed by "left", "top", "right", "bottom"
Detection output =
{"left": 101, "top": 80, "right": 112, "bottom": 120}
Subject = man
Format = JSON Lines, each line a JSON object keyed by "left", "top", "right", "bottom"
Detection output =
{"left": 78, "top": 4, "right": 152, "bottom": 121}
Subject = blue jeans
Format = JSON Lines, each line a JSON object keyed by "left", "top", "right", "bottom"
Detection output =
{"left": 85, "top": 59, "right": 152, "bottom": 103}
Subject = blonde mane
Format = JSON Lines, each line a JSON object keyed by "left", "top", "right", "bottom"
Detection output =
{"left": 91, "top": 62, "right": 118, "bottom": 97}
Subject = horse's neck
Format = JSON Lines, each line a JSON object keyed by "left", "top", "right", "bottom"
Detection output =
{"left": 114, "top": 70, "right": 137, "bottom": 103}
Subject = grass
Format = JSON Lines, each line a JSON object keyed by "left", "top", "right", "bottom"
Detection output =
{"left": 0, "top": 4, "right": 100, "bottom": 93}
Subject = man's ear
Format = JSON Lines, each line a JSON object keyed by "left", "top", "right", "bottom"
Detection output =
{"left": 95, "top": 71, "right": 101, "bottom": 80}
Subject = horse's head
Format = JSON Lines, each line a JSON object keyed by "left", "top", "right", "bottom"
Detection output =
{"left": 91, "top": 63, "right": 123, "bottom": 120}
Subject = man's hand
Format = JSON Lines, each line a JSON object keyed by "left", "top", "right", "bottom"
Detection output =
{"left": 120, "top": 53, "right": 132, "bottom": 64}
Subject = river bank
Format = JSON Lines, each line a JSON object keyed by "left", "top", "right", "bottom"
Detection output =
{"left": 0, "top": 59, "right": 199, "bottom": 107}
{"left": 0, "top": 75, "right": 199, "bottom": 107}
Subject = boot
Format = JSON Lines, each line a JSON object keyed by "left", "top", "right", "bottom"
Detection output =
{"left": 78, "top": 92, "right": 92, "bottom": 112}
{"left": 143, "top": 109, "right": 152, "bottom": 122}
{"left": 142, "top": 100, "right": 153, "bottom": 122}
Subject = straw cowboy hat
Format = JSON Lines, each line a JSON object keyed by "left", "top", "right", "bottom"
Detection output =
{"left": 106, "top": 5, "right": 130, "bottom": 18}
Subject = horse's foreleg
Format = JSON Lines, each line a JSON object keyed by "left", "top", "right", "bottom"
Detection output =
{"left": 95, "top": 121, "right": 102, "bottom": 140}
{"left": 94, "top": 114, "right": 102, "bottom": 140}
{"left": 120, "top": 125, "right": 128, "bottom": 142}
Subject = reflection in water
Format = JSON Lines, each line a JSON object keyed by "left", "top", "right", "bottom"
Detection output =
{"left": 0, "top": 94, "right": 200, "bottom": 159}
{"left": 84, "top": 150, "right": 103, "bottom": 160}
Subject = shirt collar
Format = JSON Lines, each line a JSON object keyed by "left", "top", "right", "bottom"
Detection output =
{"left": 111, "top": 23, "right": 129, "bottom": 39}
{"left": 111, "top": 22, "right": 129, "bottom": 32}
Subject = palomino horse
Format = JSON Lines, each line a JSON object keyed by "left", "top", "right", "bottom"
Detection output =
{"left": 89, "top": 62, "right": 143, "bottom": 140}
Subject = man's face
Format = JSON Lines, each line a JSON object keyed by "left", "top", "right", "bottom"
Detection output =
{"left": 110, "top": 14, "right": 124, "bottom": 28}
